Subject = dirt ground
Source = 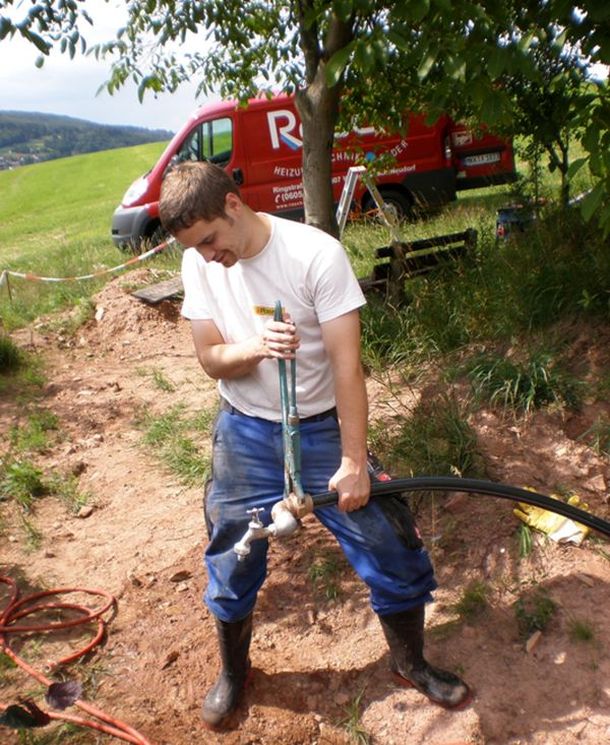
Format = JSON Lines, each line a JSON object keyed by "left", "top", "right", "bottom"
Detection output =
{"left": 1, "top": 269, "right": 609, "bottom": 745}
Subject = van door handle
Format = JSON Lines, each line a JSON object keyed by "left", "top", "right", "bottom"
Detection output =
{"left": 232, "top": 168, "right": 244, "bottom": 186}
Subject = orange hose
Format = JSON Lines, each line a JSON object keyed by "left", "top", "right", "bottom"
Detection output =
{"left": 0, "top": 575, "right": 153, "bottom": 745}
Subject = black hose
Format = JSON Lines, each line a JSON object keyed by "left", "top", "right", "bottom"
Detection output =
{"left": 312, "top": 477, "right": 610, "bottom": 538}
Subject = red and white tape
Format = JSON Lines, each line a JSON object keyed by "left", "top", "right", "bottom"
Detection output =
{"left": 0, "top": 238, "right": 176, "bottom": 289}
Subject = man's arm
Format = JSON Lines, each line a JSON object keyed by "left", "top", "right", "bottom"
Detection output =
{"left": 320, "top": 309, "right": 370, "bottom": 512}
{"left": 190, "top": 317, "right": 300, "bottom": 380}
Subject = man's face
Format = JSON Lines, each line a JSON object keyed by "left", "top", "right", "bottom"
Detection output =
{"left": 174, "top": 194, "right": 246, "bottom": 267}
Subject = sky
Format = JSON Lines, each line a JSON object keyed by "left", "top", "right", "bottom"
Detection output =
{"left": 0, "top": 1, "right": 209, "bottom": 132}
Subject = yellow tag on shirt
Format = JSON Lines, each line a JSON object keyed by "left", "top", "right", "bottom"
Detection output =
{"left": 253, "top": 305, "right": 277, "bottom": 317}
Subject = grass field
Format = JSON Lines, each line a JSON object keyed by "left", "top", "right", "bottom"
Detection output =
{"left": 0, "top": 141, "right": 173, "bottom": 328}
{"left": 0, "top": 141, "right": 168, "bottom": 266}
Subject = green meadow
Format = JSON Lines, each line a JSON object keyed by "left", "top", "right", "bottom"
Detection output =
{"left": 0, "top": 142, "right": 171, "bottom": 327}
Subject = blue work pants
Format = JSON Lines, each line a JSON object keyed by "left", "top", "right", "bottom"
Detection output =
{"left": 204, "top": 409, "right": 437, "bottom": 622}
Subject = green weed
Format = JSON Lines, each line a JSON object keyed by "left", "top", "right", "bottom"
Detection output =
{"left": 578, "top": 415, "right": 610, "bottom": 457}
{"left": 379, "top": 393, "right": 483, "bottom": 479}
{"left": 518, "top": 523, "right": 534, "bottom": 558}
{"left": 515, "top": 590, "right": 557, "bottom": 637}
{"left": 16, "top": 722, "right": 95, "bottom": 744}
{"left": 140, "top": 405, "right": 185, "bottom": 446}
{"left": 0, "top": 459, "right": 48, "bottom": 512}
{"left": 0, "top": 651, "right": 17, "bottom": 682}
{"left": 10, "top": 409, "right": 60, "bottom": 453}
{"left": 43, "top": 297, "right": 96, "bottom": 337}
{"left": 0, "top": 333, "right": 24, "bottom": 373}
{"left": 49, "top": 473, "right": 90, "bottom": 514}
{"left": 20, "top": 515, "right": 43, "bottom": 551}
{"left": 337, "top": 689, "right": 372, "bottom": 745}
{"left": 568, "top": 617, "right": 594, "bottom": 642}
{"left": 151, "top": 368, "right": 176, "bottom": 392}
{"left": 137, "top": 367, "right": 177, "bottom": 392}
{"left": 467, "top": 351, "right": 580, "bottom": 413}
{"left": 164, "top": 436, "right": 210, "bottom": 486}
{"left": 453, "top": 580, "right": 490, "bottom": 621}
{"left": 139, "top": 405, "right": 212, "bottom": 486}
{"left": 308, "top": 551, "right": 344, "bottom": 601}
{"left": 360, "top": 295, "right": 419, "bottom": 371}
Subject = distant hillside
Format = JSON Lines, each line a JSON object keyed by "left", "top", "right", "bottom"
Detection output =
{"left": 0, "top": 111, "right": 174, "bottom": 170}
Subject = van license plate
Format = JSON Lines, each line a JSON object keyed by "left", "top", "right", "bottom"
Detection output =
{"left": 462, "top": 152, "right": 501, "bottom": 166}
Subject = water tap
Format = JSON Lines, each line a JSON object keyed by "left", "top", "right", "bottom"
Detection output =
{"left": 233, "top": 498, "right": 306, "bottom": 560}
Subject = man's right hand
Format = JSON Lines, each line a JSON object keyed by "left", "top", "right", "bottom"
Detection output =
{"left": 259, "top": 314, "right": 300, "bottom": 360}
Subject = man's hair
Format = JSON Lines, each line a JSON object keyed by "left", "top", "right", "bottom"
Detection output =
{"left": 159, "top": 161, "right": 240, "bottom": 234}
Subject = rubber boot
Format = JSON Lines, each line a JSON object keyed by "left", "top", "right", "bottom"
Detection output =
{"left": 201, "top": 612, "right": 253, "bottom": 729}
{"left": 378, "top": 605, "right": 471, "bottom": 709}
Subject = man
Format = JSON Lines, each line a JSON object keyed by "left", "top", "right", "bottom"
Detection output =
{"left": 159, "top": 161, "right": 471, "bottom": 729}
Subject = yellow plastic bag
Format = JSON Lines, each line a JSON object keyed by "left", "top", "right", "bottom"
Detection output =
{"left": 514, "top": 491, "right": 590, "bottom": 545}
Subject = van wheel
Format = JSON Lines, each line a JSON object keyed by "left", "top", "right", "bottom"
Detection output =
{"left": 378, "top": 189, "right": 412, "bottom": 221}
{"left": 362, "top": 189, "right": 412, "bottom": 223}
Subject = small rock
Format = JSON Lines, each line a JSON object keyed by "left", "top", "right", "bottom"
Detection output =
{"left": 161, "top": 650, "right": 179, "bottom": 669}
{"left": 554, "top": 651, "right": 567, "bottom": 665}
{"left": 335, "top": 691, "right": 350, "bottom": 706}
{"left": 169, "top": 570, "right": 192, "bottom": 583}
{"left": 77, "top": 505, "right": 94, "bottom": 519}
{"left": 71, "top": 461, "right": 87, "bottom": 476}
{"left": 175, "top": 582, "right": 189, "bottom": 593}
{"left": 8, "top": 535, "right": 18, "bottom": 543}
{"left": 128, "top": 573, "right": 144, "bottom": 588}
{"left": 95, "top": 306, "right": 105, "bottom": 322}
{"left": 307, "top": 608, "right": 317, "bottom": 625}
{"left": 583, "top": 474, "right": 606, "bottom": 491}
{"left": 526, "top": 630, "right": 542, "bottom": 654}
{"left": 572, "top": 721, "right": 587, "bottom": 738}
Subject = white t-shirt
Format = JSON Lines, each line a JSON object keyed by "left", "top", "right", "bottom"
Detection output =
{"left": 181, "top": 214, "right": 366, "bottom": 421}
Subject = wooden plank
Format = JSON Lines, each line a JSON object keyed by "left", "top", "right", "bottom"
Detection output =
{"left": 132, "top": 275, "right": 184, "bottom": 304}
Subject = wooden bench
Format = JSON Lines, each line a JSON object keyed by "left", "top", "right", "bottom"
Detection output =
{"left": 359, "top": 228, "right": 478, "bottom": 303}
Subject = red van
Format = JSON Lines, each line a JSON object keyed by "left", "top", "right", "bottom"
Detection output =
{"left": 111, "top": 94, "right": 516, "bottom": 248}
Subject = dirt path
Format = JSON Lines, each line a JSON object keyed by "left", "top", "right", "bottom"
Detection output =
{"left": 1, "top": 270, "right": 609, "bottom": 745}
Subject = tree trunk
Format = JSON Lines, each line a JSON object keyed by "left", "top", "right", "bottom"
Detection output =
{"left": 296, "top": 80, "right": 341, "bottom": 237}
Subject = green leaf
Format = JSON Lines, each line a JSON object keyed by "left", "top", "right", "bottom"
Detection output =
{"left": 444, "top": 54, "right": 466, "bottom": 81}
{"left": 487, "top": 46, "right": 507, "bottom": 79}
{"left": 417, "top": 50, "right": 437, "bottom": 81}
{"left": 0, "top": 17, "right": 14, "bottom": 41}
{"left": 325, "top": 42, "right": 354, "bottom": 87}
{"left": 22, "top": 29, "right": 50, "bottom": 55}
{"left": 580, "top": 182, "right": 605, "bottom": 222}
{"left": 406, "top": 0, "right": 430, "bottom": 23}
{"left": 567, "top": 157, "right": 587, "bottom": 179}
{"left": 333, "top": 0, "right": 353, "bottom": 23}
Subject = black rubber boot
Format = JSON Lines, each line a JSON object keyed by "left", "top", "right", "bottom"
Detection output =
{"left": 202, "top": 612, "right": 253, "bottom": 729}
{"left": 378, "top": 605, "right": 471, "bottom": 709}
